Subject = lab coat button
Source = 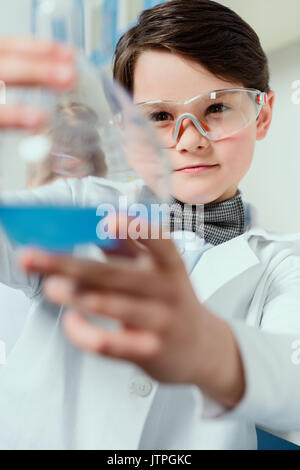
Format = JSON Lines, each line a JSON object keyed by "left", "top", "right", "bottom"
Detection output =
{"left": 130, "top": 377, "right": 153, "bottom": 397}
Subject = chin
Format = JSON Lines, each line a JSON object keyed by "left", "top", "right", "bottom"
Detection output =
{"left": 171, "top": 190, "right": 220, "bottom": 205}
{"left": 170, "top": 173, "right": 223, "bottom": 205}
{"left": 170, "top": 174, "right": 237, "bottom": 204}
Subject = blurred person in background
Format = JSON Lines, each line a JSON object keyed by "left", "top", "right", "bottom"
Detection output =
{"left": 27, "top": 102, "right": 107, "bottom": 189}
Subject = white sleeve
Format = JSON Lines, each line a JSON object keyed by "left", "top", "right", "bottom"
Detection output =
{"left": 0, "top": 178, "right": 74, "bottom": 298}
{"left": 192, "top": 248, "right": 300, "bottom": 432}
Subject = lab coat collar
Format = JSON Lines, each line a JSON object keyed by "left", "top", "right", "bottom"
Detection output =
{"left": 189, "top": 201, "right": 300, "bottom": 303}
{"left": 189, "top": 229, "right": 259, "bottom": 302}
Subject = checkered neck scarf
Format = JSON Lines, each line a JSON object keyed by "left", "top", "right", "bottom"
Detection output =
{"left": 169, "top": 190, "right": 245, "bottom": 246}
{"left": 138, "top": 186, "right": 245, "bottom": 246}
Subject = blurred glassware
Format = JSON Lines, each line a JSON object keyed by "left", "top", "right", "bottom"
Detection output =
{"left": 32, "top": 0, "right": 116, "bottom": 66}
{"left": 33, "top": 0, "right": 85, "bottom": 50}
{"left": 0, "top": 1, "right": 171, "bottom": 252}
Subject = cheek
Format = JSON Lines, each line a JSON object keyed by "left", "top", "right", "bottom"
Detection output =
{"left": 215, "top": 126, "right": 256, "bottom": 178}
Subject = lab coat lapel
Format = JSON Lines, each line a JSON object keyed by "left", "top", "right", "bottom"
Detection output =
{"left": 189, "top": 232, "right": 260, "bottom": 303}
{"left": 189, "top": 198, "right": 300, "bottom": 304}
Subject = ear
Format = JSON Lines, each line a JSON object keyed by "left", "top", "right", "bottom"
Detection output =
{"left": 256, "top": 90, "right": 275, "bottom": 141}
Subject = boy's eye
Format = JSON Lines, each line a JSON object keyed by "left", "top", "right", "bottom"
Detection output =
{"left": 149, "top": 111, "right": 173, "bottom": 122}
{"left": 205, "top": 103, "right": 229, "bottom": 115}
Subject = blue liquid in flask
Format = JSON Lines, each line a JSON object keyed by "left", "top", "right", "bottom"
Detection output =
{"left": 0, "top": 204, "right": 118, "bottom": 253}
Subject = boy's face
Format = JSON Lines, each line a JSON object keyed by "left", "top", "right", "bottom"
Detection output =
{"left": 133, "top": 50, "right": 274, "bottom": 204}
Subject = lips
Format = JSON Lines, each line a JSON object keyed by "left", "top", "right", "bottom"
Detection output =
{"left": 175, "top": 164, "right": 218, "bottom": 172}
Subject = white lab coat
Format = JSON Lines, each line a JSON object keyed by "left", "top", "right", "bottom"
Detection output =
{"left": 0, "top": 284, "right": 30, "bottom": 357}
{"left": 0, "top": 177, "right": 300, "bottom": 450}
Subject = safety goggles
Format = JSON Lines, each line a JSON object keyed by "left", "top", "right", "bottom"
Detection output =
{"left": 136, "top": 88, "right": 268, "bottom": 148}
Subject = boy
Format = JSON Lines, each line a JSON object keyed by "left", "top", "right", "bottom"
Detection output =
{"left": 1, "top": 0, "right": 300, "bottom": 450}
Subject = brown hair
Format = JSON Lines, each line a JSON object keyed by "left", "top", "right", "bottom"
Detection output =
{"left": 113, "top": 0, "right": 270, "bottom": 94}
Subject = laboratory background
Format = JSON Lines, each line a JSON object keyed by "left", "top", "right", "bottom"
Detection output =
{"left": 0, "top": 0, "right": 300, "bottom": 451}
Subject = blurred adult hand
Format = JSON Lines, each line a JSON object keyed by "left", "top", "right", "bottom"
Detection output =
{"left": 0, "top": 37, "right": 75, "bottom": 129}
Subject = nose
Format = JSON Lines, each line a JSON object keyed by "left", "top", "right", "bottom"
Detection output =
{"left": 174, "top": 117, "right": 210, "bottom": 152}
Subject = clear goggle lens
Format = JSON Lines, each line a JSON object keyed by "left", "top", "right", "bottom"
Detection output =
{"left": 137, "top": 88, "right": 268, "bottom": 147}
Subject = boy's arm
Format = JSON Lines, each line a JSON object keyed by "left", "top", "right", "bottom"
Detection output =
{"left": 22, "top": 234, "right": 300, "bottom": 432}
{"left": 194, "top": 248, "right": 300, "bottom": 431}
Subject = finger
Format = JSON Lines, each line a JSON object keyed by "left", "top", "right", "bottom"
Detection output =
{"left": 103, "top": 238, "right": 143, "bottom": 260}
{"left": 62, "top": 309, "right": 161, "bottom": 362}
{"left": 0, "top": 56, "right": 75, "bottom": 89}
{"left": 112, "top": 212, "right": 185, "bottom": 271}
{"left": 139, "top": 237, "right": 186, "bottom": 272}
{"left": 19, "top": 250, "right": 174, "bottom": 299}
{"left": 0, "top": 37, "right": 74, "bottom": 62}
{"left": 0, "top": 104, "right": 46, "bottom": 129}
{"left": 44, "top": 276, "right": 170, "bottom": 332}
{"left": 102, "top": 213, "right": 148, "bottom": 260}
